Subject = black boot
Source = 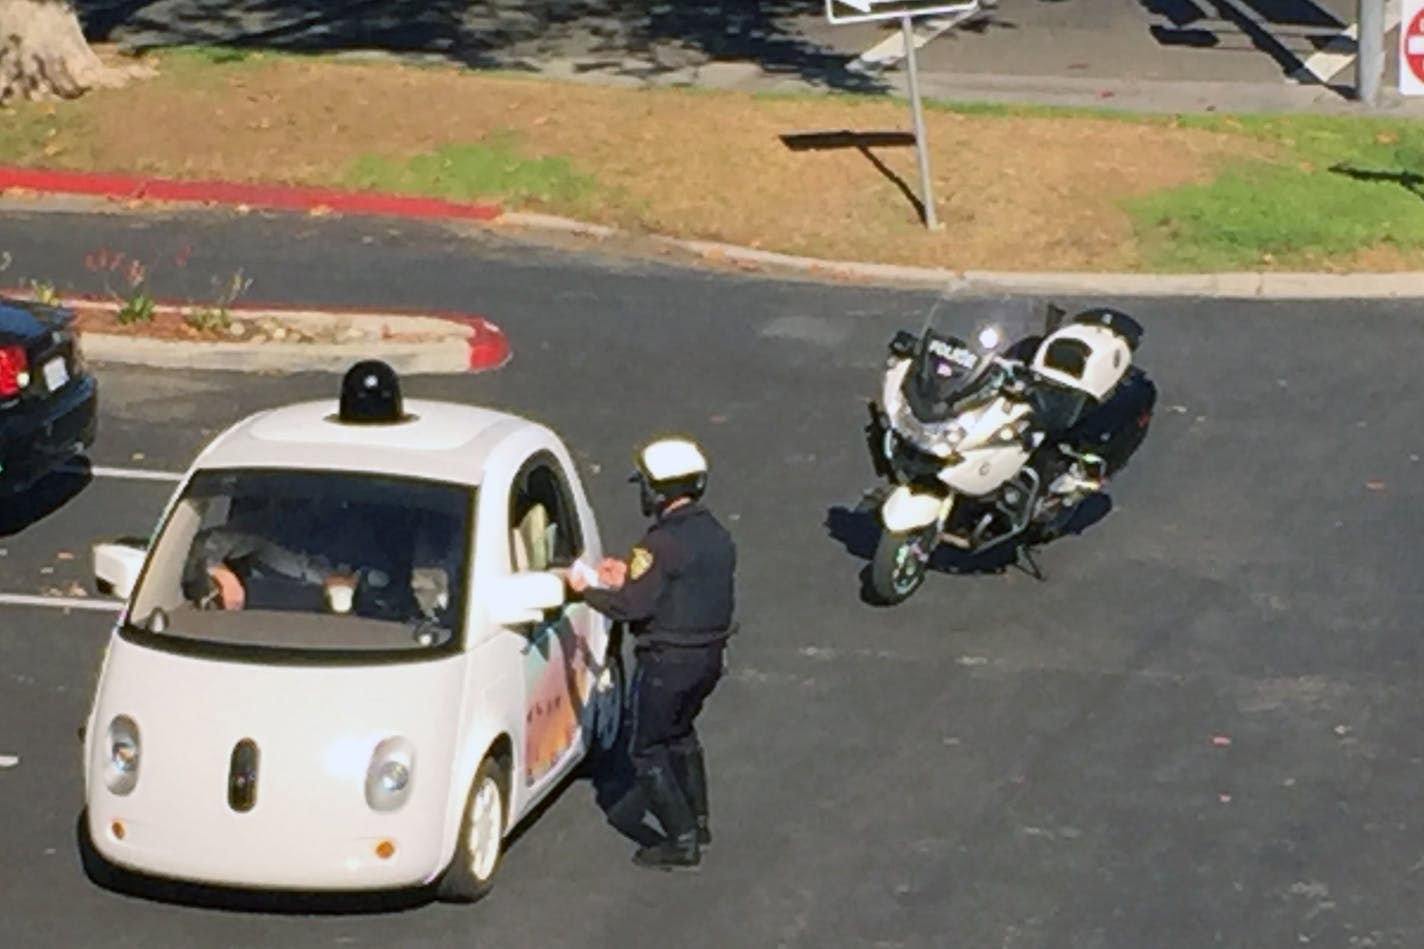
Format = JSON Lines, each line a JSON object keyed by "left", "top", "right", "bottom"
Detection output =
{"left": 672, "top": 747, "right": 711, "bottom": 847}
{"left": 633, "top": 762, "right": 701, "bottom": 871}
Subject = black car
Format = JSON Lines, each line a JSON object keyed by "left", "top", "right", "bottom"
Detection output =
{"left": 0, "top": 297, "right": 98, "bottom": 495}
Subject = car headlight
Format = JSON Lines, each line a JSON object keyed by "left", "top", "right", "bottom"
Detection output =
{"left": 104, "top": 715, "right": 141, "bottom": 795}
{"left": 378, "top": 761, "right": 409, "bottom": 793}
{"left": 365, "top": 737, "right": 416, "bottom": 812}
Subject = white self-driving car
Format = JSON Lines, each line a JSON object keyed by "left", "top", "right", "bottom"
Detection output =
{"left": 81, "top": 365, "right": 624, "bottom": 903}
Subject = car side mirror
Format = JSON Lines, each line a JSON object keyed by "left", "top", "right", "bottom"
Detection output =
{"left": 93, "top": 539, "right": 148, "bottom": 600}
{"left": 487, "top": 571, "right": 566, "bottom": 627}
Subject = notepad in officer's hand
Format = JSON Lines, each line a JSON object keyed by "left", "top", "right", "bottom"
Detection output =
{"left": 570, "top": 558, "right": 606, "bottom": 590}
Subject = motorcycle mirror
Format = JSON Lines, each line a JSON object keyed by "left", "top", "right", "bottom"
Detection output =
{"left": 889, "top": 330, "right": 918, "bottom": 358}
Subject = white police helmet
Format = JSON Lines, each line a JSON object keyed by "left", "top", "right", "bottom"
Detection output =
{"left": 632, "top": 437, "right": 708, "bottom": 515}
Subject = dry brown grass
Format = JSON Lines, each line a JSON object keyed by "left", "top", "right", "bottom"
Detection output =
{"left": 10, "top": 50, "right": 1280, "bottom": 271}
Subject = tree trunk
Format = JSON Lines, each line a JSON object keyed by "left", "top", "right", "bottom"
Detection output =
{"left": 0, "top": 0, "right": 148, "bottom": 104}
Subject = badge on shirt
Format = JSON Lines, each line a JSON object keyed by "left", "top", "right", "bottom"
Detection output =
{"left": 629, "top": 546, "right": 654, "bottom": 581}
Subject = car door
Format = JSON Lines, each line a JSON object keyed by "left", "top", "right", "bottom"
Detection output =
{"left": 507, "top": 451, "right": 596, "bottom": 792}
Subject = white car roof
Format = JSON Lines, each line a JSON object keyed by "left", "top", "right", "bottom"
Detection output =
{"left": 192, "top": 398, "right": 545, "bottom": 486}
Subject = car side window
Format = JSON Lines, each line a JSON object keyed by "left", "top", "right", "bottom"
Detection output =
{"left": 509, "top": 454, "right": 583, "bottom": 573}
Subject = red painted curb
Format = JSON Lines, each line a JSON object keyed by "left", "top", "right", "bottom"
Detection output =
{"left": 0, "top": 288, "right": 511, "bottom": 372}
{"left": 446, "top": 313, "right": 512, "bottom": 371}
{"left": 0, "top": 165, "right": 504, "bottom": 223}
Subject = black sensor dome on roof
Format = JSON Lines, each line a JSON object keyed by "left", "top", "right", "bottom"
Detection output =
{"left": 336, "top": 359, "right": 411, "bottom": 424}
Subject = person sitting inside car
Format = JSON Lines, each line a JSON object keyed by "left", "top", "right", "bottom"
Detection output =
{"left": 181, "top": 525, "right": 348, "bottom": 613}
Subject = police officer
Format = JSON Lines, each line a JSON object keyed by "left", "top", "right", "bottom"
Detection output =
{"left": 567, "top": 436, "right": 736, "bottom": 871}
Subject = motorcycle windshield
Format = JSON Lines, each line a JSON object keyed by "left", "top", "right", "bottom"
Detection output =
{"left": 903, "top": 294, "right": 1047, "bottom": 420}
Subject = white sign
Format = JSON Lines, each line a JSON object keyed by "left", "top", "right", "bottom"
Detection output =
{"left": 1402, "top": 0, "right": 1424, "bottom": 95}
{"left": 825, "top": 0, "right": 979, "bottom": 27}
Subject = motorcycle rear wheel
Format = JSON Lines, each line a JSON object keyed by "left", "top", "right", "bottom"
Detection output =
{"left": 870, "top": 527, "right": 933, "bottom": 605}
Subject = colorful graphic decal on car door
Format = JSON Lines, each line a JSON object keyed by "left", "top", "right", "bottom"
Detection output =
{"left": 522, "top": 615, "right": 591, "bottom": 787}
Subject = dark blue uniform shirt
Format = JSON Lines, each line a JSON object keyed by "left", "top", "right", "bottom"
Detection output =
{"left": 583, "top": 502, "right": 736, "bottom": 648}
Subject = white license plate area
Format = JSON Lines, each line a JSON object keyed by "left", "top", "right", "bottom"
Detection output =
{"left": 43, "top": 357, "right": 69, "bottom": 392}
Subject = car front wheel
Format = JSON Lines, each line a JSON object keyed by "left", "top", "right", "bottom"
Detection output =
{"left": 437, "top": 755, "right": 508, "bottom": 904}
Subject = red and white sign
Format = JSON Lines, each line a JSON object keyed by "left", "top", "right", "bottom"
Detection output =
{"left": 1402, "top": 0, "right": 1424, "bottom": 95}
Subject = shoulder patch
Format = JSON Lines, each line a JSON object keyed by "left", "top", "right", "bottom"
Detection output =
{"left": 629, "top": 546, "right": 655, "bottom": 581}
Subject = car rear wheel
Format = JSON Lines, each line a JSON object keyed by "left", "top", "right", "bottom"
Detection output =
{"left": 437, "top": 755, "right": 507, "bottom": 904}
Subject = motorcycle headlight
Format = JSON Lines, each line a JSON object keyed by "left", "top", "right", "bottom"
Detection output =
{"left": 364, "top": 737, "right": 416, "bottom": 812}
{"left": 926, "top": 424, "right": 967, "bottom": 459}
{"left": 104, "top": 715, "right": 141, "bottom": 795}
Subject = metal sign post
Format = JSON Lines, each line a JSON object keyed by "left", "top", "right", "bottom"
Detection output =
{"left": 825, "top": 0, "right": 978, "bottom": 230}
{"left": 900, "top": 14, "right": 939, "bottom": 229}
{"left": 1357, "top": 0, "right": 1384, "bottom": 104}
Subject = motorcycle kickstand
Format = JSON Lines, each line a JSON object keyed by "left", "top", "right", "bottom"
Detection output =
{"left": 1015, "top": 543, "right": 1048, "bottom": 582}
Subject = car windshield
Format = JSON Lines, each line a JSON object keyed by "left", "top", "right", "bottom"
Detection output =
{"left": 124, "top": 468, "right": 474, "bottom": 663}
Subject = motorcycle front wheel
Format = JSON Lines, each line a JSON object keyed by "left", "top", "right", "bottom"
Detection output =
{"left": 869, "top": 526, "right": 935, "bottom": 605}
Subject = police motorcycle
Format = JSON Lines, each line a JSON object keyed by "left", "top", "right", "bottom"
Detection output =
{"left": 862, "top": 301, "right": 1156, "bottom": 605}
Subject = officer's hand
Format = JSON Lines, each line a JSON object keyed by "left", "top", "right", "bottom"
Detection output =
{"left": 598, "top": 557, "right": 627, "bottom": 588}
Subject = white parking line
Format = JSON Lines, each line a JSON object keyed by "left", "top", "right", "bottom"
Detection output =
{"left": 61, "top": 463, "right": 183, "bottom": 483}
{"left": 0, "top": 593, "right": 122, "bottom": 612}
{"left": 853, "top": 4, "right": 985, "bottom": 68}
{"left": 1288, "top": 0, "right": 1402, "bottom": 85}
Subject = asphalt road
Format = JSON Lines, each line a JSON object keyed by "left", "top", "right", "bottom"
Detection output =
{"left": 805, "top": 0, "right": 1383, "bottom": 84}
{"left": 1, "top": 208, "right": 1422, "bottom": 948}
{"left": 81, "top": 0, "right": 1396, "bottom": 94}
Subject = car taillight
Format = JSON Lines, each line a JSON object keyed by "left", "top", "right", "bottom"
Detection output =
{"left": 0, "top": 345, "right": 29, "bottom": 398}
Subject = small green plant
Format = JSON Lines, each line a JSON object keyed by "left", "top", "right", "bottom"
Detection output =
{"left": 183, "top": 268, "right": 251, "bottom": 333}
{"left": 108, "top": 257, "right": 155, "bottom": 325}
{"left": 214, "top": 268, "right": 252, "bottom": 309}
{"left": 27, "top": 280, "right": 59, "bottom": 305}
{"left": 183, "top": 307, "right": 231, "bottom": 333}
{"left": 116, "top": 292, "right": 156, "bottom": 325}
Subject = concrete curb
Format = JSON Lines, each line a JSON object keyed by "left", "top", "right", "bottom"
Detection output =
{"left": 5, "top": 168, "right": 1424, "bottom": 299}
{"left": 4, "top": 293, "right": 512, "bottom": 375}
{"left": 495, "top": 212, "right": 1424, "bottom": 299}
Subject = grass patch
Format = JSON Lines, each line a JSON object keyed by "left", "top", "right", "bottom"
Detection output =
{"left": 1126, "top": 113, "right": 1424, "bottom": 270}
{"left": 751, "top": 86, "right": 1152, "bottom": 123}
{"left": 153, "top": 44, "right": 267, "bottom": 67}
{"left": 343, "top": 132, "right": 599, "bottom": 208}
{"left": 923, "top": 98, "right": 1152, "bottom": 123}
{"left": 0, "top": 100, "right": 95, "bottom": 166}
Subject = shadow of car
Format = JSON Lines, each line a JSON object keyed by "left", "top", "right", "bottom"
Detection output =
{"left": 0, "top": 459, "right": 95, "bottom": 538}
